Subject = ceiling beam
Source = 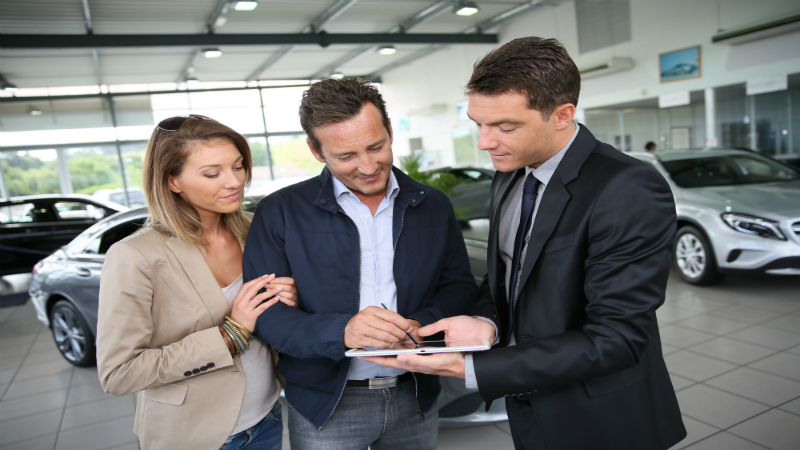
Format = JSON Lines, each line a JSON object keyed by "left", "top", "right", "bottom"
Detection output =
{"left": 368, "top": 0, "right": 558, "bottom": 79}
{"left": 247, "top": 0, "right": 358, "bottom": 81}
{"left": 80, "top": 0, "right": 105, "bottom": 87}
{"left": 0, "top": 33, "right": 497, "bottom": 48}
{"left": 310, "top": 0, "right": 455, "bottom": 79}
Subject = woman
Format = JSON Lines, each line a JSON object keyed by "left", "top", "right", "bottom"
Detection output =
{"left": 97, "top": 115, "right": 295, "bottom": 450}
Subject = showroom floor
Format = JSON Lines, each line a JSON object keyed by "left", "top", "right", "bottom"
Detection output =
{"left": 1, "top": 270, "right": 799, "bottom": 450}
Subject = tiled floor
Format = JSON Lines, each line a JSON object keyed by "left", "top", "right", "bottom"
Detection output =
{"left": 1, "top": 270, "right": 798, "bottom": 449}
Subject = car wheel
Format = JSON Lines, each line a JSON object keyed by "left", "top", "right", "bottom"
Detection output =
{"left": 50, "top": 300, "right": 96, "bottom": 367}
{"left": 674, "top": 226, "right": 725, "bottom": 286}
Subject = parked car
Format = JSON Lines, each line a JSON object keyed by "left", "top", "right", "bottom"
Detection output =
{"left": 629, "top": 148, "right": 800, "bottom": 285}
{"left": 0, "top": 194, "right": 126, "bottom": 277}
{"left": 430, "top": 167, "right": 495, "bottom": 221}
{"left": 28, "top": 195, "right": 505, "bottom": 426}
{"left": 92, "top": 186, "right": 146, "bottom": 208}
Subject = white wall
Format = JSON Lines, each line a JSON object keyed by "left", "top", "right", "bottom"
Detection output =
{"left": 381, "top": 0, "right": 800, "bottom": 164}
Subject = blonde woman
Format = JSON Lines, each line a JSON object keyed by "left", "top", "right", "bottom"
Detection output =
{"left": 97, "top": 115, "right": 295, "bottom": 450}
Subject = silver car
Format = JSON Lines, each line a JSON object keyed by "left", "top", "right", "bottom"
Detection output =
{"left": 630, "top": 149, "right": 800, "bottom": 285}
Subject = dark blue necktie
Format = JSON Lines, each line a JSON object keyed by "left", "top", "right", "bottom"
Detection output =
{"left": 507, "top": 173, "right": 540, "bottom": 336}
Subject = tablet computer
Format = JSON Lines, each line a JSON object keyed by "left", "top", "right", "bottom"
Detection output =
{"left": 344, "top": 338, "right": 491, "bottom": 357}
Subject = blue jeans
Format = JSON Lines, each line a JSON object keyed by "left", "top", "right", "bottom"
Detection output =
{"left": 220, "top": 402, "right": 283, "bottom": 450}
{"left": 288, "top": 378, "right": 438, "bottom": 450}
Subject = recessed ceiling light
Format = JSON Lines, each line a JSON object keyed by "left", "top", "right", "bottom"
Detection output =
{"left": 454, "top": 1, "right": 479, "bottom": 16}
{"left": 214, "top": 17, "right": 227, "bottom": 27}
{"left": 204, "top": 48, "right": 223, "bottom": 58}
{"left": 377, "top": 46, "right": 397, "bottom": 55}
{"left": 29, "top": 108, "right": 43, "bottom": 116}
{"left": 234, "top": 1, "right": 258, "bottom": 11}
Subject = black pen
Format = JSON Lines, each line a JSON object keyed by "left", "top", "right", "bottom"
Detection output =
{"left": 381, "top": 302, "right": 419, "bottom": 346}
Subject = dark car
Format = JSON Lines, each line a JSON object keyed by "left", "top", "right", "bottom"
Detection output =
{"left": 430, "top": 167, "right": 495, "bottom": 221}
{"left": 29, "top": 195, "right": 506, "bottom": 427}
{"left": 0, "top": 194, "right": 126, "bottom": 277}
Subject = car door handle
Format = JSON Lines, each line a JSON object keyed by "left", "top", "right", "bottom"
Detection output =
{"left": 76, "top": 267, "right": 92, "bottom": 277}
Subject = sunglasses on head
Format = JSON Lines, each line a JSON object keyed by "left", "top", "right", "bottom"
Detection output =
{"left": 156, "top": 114, "right": 213, "bottom": 132}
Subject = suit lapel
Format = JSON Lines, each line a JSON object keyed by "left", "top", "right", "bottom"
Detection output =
{"left": 515, "top": 125, "right": 598, "bottom": 296}
{"left": 165, "top": 237, "right": 230, "bottom": 324}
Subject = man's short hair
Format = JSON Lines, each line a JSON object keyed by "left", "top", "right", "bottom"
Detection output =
{"left": 645, "top": 141, "right": 657, "bottom": 151}
{"left": 467, "top": 37, "right": 581, "bottom": 120}
{"left": 299, "top": 78, "right": 391, "bottom": 153}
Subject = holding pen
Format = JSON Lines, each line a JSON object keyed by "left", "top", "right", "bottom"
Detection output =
{"left": 381, "top": 302, "right": 420, "bottom": 347}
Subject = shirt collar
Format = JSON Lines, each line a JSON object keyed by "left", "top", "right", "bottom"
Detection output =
{"left": 332, "top": 169, "right": 400, "bottom": 201}
{"left": 526, "top": 123, "right": 580, "bottom": 185}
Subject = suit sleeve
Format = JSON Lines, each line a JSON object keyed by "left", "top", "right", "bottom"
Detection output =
{"left": 473, "top": 164, "right": 676, "bottom": 400}
{"left": 96, "top": 241, "right": 234, "bottom": 396}
{"left": 244, "top": 198, "right": 352, "bottom": 360}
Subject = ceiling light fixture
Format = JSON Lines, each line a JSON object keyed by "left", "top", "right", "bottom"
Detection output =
{"left": 454, "top": 1, "right": 479, "bottom": 16}
{"left": 214, "top": 17, "right": 228, "bottom": 27}
{"left": 377, "top": 46, "right": 397, "bottom": 55}
{"left": 204, "top": 48, "right": 223, "bottom": 58}
{"left": 234, "top": 1, "right": 258, "bottom": 11}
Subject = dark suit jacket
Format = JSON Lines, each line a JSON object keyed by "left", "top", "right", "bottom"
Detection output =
{"left": 472, "top": 126, "right": 686, "bottom": 449}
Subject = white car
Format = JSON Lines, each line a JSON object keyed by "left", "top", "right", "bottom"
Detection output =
{"left": 630, "top": 149, "right": 800, "bottom": 285}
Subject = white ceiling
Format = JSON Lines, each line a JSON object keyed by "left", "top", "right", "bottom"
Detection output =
{"left": 0, "top": 0, "right": 547, "bottom": 89}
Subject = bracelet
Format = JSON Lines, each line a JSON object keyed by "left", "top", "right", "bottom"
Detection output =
{"left": 224, "top": 316, "right": 252, "bottom": 338}
{"left": 221, "top": 325, "right": 242, "bottom": 355}
{"left": 218, "top": 326, "right": 237, "bottom": 355}
{"left": 227, "top": 322, "right": 250, "bottom": 348}
{"left": 222, "top": 323, "right": 247, "bottom": 352}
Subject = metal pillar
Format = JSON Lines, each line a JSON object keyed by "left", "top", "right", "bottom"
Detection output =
{"left": 258, "top": 89, "right": 275, "bottom": 181}
{"left": 705, "top": 88, "right": 717, "bottom": 148}
{"left": 0, "top": 155, "right": 9, "bottom": 199}
{"left": 56, "top": 148, "right": 74, "bottom": 194}
{"left": 618, "top": 110, "right": 627, "bottom": 152}
{"left": 106, "top": 95, "right": 131, "bottom": 207}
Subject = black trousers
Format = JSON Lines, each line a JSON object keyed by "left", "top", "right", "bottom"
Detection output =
{"left": 505, "top": 395, "right": 548, "bottom": 450}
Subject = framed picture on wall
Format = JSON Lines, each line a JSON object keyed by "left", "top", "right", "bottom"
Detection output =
{"left": 659, "top": 46, "right": 701, "bottom": 83}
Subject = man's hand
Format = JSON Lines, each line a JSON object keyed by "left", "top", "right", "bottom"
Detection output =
{"left": 419, "top": 315, "right": 496, "bottom": 343}
{"left": 360, "top": 352, "right": 466, "bottom": 378}
{"left": 344, "top": 306, "right": 414, "bottom": 349}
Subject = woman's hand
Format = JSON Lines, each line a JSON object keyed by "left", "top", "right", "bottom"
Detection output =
{"left": 230, "top": 274, "right": 283, "bottom": 332}
{"left": 270, "top": 276, "right": 297, "bottom": 308}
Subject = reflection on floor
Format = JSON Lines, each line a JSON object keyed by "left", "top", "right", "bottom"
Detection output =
{"left": 1, "top": 270, "right": 799, "bottom": 449}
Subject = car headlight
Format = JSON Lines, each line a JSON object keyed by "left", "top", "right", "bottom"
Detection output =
{"left": 721, "top": 213, "right": 786, "bottom": 240}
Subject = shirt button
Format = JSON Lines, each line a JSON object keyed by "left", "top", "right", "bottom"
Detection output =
{"left": 364, "top": 214, "right": 369, "bottom": 219}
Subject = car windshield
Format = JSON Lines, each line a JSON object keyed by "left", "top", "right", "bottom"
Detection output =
{"left": 661, "top": 154, "right": 800, "bottom": 188}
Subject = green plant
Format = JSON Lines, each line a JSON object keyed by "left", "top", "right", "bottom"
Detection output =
{"left": 399, "top": 152, "right": 467, "bottom": 220}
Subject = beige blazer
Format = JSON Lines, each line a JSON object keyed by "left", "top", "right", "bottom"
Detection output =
{"left": 97, "top": 226, "right": 248, "bottom": 450}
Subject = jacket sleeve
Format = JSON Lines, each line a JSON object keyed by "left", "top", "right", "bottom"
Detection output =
{"left": 473, "top": 164, "right": 676, "bottom": 400}
{"left": 96, "top": 241, "right": 234, "bottom": 396}
{"left": 406, "top": 202, "right": 478, "bottom": 327}
{"left": 244, "top": 199, "right": 353, "bottom": 361}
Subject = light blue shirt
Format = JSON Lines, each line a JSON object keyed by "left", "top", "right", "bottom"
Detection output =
{"left": 332, "top": 171, "right": 406, "bottom": 380}
{"left": 465, "top": 124, "right": 580, "bottom": 389}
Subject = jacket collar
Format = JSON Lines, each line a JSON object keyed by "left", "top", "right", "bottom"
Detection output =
{"left": 164, "top": 236, "right": 230, "bottom": 323}
{"left": 313, "top": 166, "right": 429, "bottom": 214}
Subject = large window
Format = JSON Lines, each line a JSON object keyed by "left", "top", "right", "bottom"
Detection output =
{"left": 1, "top": 150, "right": 62, "bottom": 197}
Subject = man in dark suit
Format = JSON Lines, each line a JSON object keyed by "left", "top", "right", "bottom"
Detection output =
{"left": 363, "top": 37, "right": 687, "bottom": 449}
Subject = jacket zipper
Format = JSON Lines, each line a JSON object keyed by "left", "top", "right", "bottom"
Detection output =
{"left": 394, "top": 204, "right": 423, "bottom": 419}
{"left": 320, "top": 208, "right": 360, "bottom": 430}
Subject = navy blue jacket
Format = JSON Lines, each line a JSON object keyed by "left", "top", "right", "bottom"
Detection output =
{"left": 243, "top": 166, "right": 477, "bottom": 429}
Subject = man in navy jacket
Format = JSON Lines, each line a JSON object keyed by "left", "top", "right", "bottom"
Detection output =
{"left": 243, "top": 78, "right": 477, "bottom": 450}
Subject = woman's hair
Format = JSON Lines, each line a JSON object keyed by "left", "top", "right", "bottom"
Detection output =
{"left": 142, "top": 116, "right": 253, "bottom": 249}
